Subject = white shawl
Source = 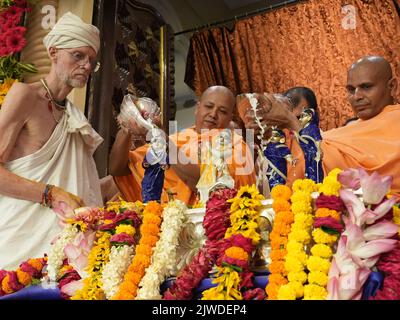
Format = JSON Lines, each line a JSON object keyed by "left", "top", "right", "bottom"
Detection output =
{"left": 0, "top": 101, "right": 103, "bottom": 270}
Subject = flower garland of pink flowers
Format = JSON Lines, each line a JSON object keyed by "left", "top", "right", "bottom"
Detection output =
{"left": 163, "top": 188, "right": 237, "bottom": 300}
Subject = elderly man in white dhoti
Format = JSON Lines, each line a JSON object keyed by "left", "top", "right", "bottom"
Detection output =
{"left": 0, "top": 12, "right": 104, "bottom": 269}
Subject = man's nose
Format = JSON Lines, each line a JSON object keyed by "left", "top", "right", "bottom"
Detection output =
{"left": 209, "top": 108, "right": 218, "bottom": 118}
{"left": 353, "top": 87, "right": 364, "bottom": 100}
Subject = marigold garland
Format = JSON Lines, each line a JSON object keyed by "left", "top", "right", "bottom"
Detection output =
{"left": 113, "top": 201, "right": 163, "bottom": 300}
{"left": 278, "top": 179, "right": 317, "bottom": 300}
{"left": 0, "top": 257, "right": 47, "bottom": 297}
{"left": 202, "top": 185, "right": 265, "bottom": 300}
{"left": 71, "top": 231, "right": 111, "bottom": 300}
{"left": 265, "top": 185, "right": 293, "bottom": 300}
{"left": 303, "top": 169, "right": 343, "bottom": 300}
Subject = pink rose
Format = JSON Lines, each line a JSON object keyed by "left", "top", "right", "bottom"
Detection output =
{"left": 316, "top": 194, "right": 345, "bottom": 212}
{"left": 110, "top": 233, "right": 135, "bottom": 246}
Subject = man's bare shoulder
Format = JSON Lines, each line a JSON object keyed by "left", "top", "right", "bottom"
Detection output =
{"left": 1, "top": 82, "right": 42, "bottom": 113}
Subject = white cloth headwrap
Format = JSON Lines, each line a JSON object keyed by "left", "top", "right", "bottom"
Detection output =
{"left": 43, "top": 12, "right": 100, "bottom": 53}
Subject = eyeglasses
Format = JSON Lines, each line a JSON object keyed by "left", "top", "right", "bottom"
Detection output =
{"left": 63, "top": 49, "right": 100, "bottom": 73}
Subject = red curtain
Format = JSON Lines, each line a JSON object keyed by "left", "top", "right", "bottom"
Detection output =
{"left": 185, "top": 0, "right": 400, "bottom": 130}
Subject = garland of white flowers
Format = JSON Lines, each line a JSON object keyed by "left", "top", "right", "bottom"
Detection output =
{"left": 136, "top": 200, "right": 187, "bottom": 300}
{"left": 101, "top": 245, "right": 135, "bottom": 299}
{"left": 46, "top": 224, "right": 79, "bottom": 281}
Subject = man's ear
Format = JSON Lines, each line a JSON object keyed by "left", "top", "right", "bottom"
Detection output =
{"left": 48, "top": 47, "right": 58, "bottom": 62}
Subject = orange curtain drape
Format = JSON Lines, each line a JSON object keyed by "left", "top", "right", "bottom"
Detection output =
{"left": 184, "top": 0, "right": 400, "bottom": 130}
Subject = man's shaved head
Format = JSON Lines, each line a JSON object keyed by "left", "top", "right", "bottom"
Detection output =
{"left": 346, "top": 56, "right": 396, "bottom": 120}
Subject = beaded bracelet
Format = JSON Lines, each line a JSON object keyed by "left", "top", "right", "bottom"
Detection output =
{"left": 41, "top": 184, "right": 55, "bottom": 208}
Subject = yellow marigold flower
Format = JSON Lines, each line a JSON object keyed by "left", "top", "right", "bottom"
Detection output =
{"left": 308, "top": 271, "right": 328, "bottom": 287}
{"left": 290, "top": 281, "right": 304, "bottom": 299}
{"left": 104, "top": 219, "right": 113, "bottom": 225}
{"left": 310, "top": 244, "right": 333, "bottom": 258}
{"left": 292, "top": 179, "right": 317, "bottom": 193}
{"left": 319, "top": 176, "right": 341, "bottom": 196}
{"left": 115, "top": 224, "right": 135, "bottom": 236}
{"left": 288, "top": 229, "right": 311, "bottom": 244}
{"left": 288, "top": 271, "right": 308, "bottom": 284}
{"left": 312, "top": 228, "right": 338, "bottom": 245}
{"left": 284, "top": 255, "right": 304, "bottom": 273}
{"left": 303, "top": 284, "right": 327, "bottom": 300}
{"left": 271, "top": 185, "right": 292, "bottom": 201}
{"left": 315, "top": 208, "right": 340, "bottom": 220}
{"left": 293, "top": 213, "right": 314, "bottom": 227}
{"left": 290, "top": 191, "right": 312, "bottom": 205}
{"left": 277, "top": 284, "right": 296, "bottom": 300}
{"left": 307, "top": 256, "right": 331, "bottom": 274}
{"left": 287, "top": 251, "right": 308, "bottom": 265}
{"left": 272, "top": 198, "right": 291, "bottom": 213}
{"left": 291, "top": 201, "right": 312, "bottom": 215}
{"left": 225, "top": 246, "right": 249, "bottom": 261}
{"left": 286, "top": 240, "right": 304, "bottom": 253}
{"left": 328, "top": 168, "right": 342, "bottom": 178}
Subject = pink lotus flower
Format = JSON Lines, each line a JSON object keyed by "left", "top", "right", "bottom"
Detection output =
{"left": 340, "top": 189, "right": 397, "bottom": 226}
{"left": 338, "top": 168, "right": 361, "bottom": 190}
{"left": 359, "top": 170, "right": 393, "bottom": 205}
{"left": 64, "top": 231, "right": 96, "bottom": 277}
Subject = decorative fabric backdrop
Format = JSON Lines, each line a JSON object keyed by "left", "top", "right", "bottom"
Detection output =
{"left": 185, "top": 0, "right": 400, "bottom": 130}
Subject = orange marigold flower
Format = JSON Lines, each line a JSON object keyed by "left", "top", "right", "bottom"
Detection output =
{"left": 270, "top": 236, "right": 288, "bottom": 250}
{"left": 315, "top": 208, "right": 340, "bottom": 220}
{"left": 135, "top": 244, "right": 153, "bottom": 256}
{"left": 268, "top": 273, "right": 288, "bottom": 286}
{"left": 271, "top": 185, "right": 292, "bottom": 201}
{"left": 272, "top": 221, "right": 291, "bottom": 236}
{"left": 269, "top": 261, "right": 286, "bottom": 275}
{"left": 144, "top": 201, "right": 163, "bottom": 216}
{"left": 225, "top": 246, "right": 249, "bottom": 261}
{"left": 134, "top": 254, "right": 151, "bottom": 268}
{"left": 266, "top": 283, "right": 279, "bottom": 300}
{"left": 279, "top": 211, "right": 294, "bottom": 224}
{"left": 16, "top": 269, "right": 32, "bottom": 286}
{"left": 140, "top": 223, "right": 160, "bottom": 237}
{"left": 270, "top": 249, "right": 287, "bottom": 261}
{"left": 28, "top": 258, "right": 44, "bottom": 271}
{"left": 272, "top": 198, "right": 291, "bottom": 213}
{"left": 1, "top": 275, "right": 14, "bottom": 294}
{"left": 124, "top": 271, "right": 143, "bottom": 285}
{"left": 143, "top": 214, "right": 162, "bottom": 225}
{"left": 140, "top": 234, "right": 159, "bottom": 247}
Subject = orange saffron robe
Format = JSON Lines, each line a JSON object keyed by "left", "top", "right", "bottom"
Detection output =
{"left": 287, "top": 105, "right": 400, "bottom": 194}
{"left": 114, "top": 127, "right": 256, "bottom": 205}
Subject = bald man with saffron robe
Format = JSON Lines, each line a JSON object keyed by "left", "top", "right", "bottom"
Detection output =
{"left": 0, "top": 12, "right": 103, "bottom": 269}
{"left": 109, "top": 86, "right": 256, "bottom": 205}
{"left": 239, "top": 56, "right": 400, "bottom": 194}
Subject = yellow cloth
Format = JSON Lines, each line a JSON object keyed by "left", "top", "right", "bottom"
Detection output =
{"left": 43, "top": 12, "right": 100, "bottom": 53}
{"left": 114, "top": 127, "right": 256, "bottom": 205}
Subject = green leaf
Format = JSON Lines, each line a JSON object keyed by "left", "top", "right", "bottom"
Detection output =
{"left": 321, "top": 226, "right": 340, "bottom": 236}
{"left": 221, "top": 262, "right": 243, "bottom": 273}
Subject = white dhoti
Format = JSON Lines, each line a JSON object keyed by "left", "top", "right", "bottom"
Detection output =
{"left": 0, "top": 101, "right": 103, "bottom": 270}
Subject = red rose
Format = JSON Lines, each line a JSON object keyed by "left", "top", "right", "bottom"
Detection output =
{"left": 110, "top": 233, "right": 135, "bottom": 245}
{"left": 314, "top": 217, "right": 344, "bottom": 233}
{"left": 316, "top": 194, "right": 345, "bottom": 212}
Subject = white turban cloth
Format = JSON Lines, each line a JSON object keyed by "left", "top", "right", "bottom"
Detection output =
{"left": 43, "top": 12, "right": 100, "bottom": 53}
